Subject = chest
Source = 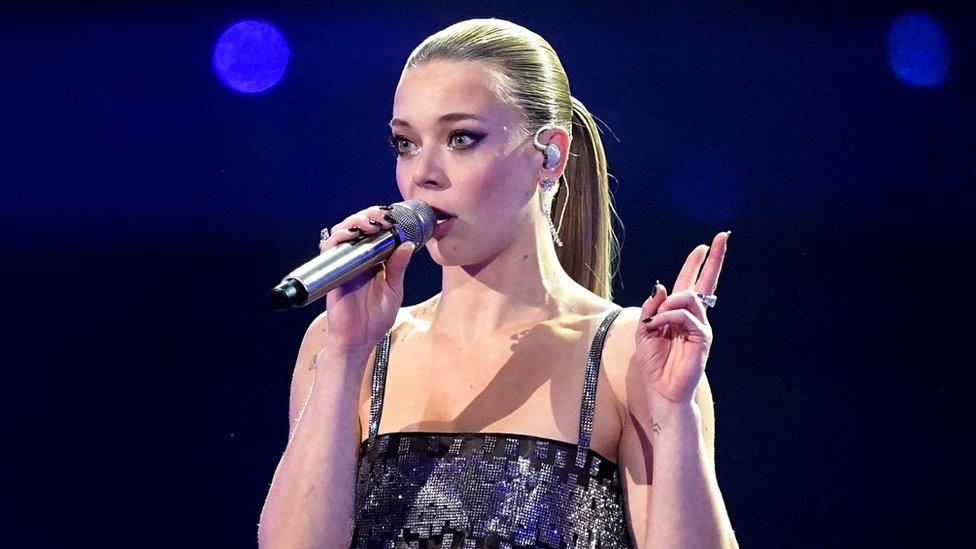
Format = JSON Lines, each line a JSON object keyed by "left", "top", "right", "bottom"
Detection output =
{"left": 357, "top": 325, "right": 626, "bottom": 462}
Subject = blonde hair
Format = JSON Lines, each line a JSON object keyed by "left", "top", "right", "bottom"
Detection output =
{"left": 404, "top": 18, "right": 623, "bottom": 301}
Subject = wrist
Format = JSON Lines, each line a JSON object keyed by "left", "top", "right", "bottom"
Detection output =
{"left": 648, "top": 396, "right": 702, "bottom": 422}
{"left": 323, "top": 337, "right": 374, "bottom": 359}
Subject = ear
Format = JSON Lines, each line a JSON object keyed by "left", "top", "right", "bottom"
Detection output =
{"left": 538, "top": 127, "right": 572, "bottom": 181}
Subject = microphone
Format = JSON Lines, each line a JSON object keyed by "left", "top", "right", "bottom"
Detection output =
{"left": 267, "top": 199, "right": 436, "bottom": 311}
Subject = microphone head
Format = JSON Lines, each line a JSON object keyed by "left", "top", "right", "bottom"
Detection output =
{"left": 390, "top": 199, "right": 436, "bottom": 251}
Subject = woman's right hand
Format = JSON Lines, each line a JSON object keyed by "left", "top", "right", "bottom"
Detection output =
{"left": 318, "top": 204, "right": 417, "bottom": 354}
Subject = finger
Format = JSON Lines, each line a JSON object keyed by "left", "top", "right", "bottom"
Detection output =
{"left": 641, "top": 309, "right": 709, "bottom": 340}
{"left": 654, "top": 288, "right": 707, "bottom": 324}
{"left": 695, "top": 231, "right": 730, "bottom": 296}
{"left": 383, "top": 241, "right": 416, "bottom": 294}
{"left": 320, "top": 213, "right": 390, "bottom": 252}
{"left": 673, "top": 244, "right": 710, "bottom": 292}
{"left": 363, "top": 205, "right": 398, "bottom": 231}
{"left": 639, "top": 280, "right": 667, "bottom": 322}
{"left": 320, "top": 226, "right": 366, "bottom": 251}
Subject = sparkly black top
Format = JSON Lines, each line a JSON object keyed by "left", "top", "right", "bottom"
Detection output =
{"left": 352, "top": 307, "right": 634, "bottom": 548}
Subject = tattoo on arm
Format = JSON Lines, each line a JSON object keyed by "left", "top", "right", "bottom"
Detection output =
{"left": 650, "top": 420, "right": 662, "bottom": 434}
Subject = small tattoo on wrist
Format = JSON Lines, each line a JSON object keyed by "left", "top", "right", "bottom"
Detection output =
{"left": 651, "top": 420, "right": 662, "bottom": 434}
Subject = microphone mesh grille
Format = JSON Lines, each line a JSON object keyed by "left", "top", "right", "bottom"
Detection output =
{"left": 390, "top": 199, "right": 436, "bottom": 249}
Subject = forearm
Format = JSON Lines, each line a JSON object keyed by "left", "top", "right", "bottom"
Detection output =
{"left": 645, "top": 402, "right": 737, "bottom": 549}
{"left": 258, "top": 345, "right": 369, "bottom": 548}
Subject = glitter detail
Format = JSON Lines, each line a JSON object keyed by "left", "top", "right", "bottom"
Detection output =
{"left": 353, "top": 308, "right": 629, "bottom": 548}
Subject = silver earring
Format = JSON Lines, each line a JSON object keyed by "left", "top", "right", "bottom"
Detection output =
{"left": 540, "top": 177, "right": 565, "bottom": 248}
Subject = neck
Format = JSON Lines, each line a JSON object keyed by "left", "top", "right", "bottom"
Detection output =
{"left": 424, "top": 215, "right": 595, "bottom": 345}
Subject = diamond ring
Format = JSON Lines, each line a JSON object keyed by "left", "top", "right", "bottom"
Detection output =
{"left": 696, "top": 292, "right": 717, "bottom": 308}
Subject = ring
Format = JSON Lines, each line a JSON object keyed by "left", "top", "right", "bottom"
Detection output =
{"left": 320, "top": 227, "right": 331, "bottom": 240}
{"left": 696, "top": 292, "right": 717, "bottom": 308}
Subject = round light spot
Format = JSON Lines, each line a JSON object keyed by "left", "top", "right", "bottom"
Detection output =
{"left": 213, "top": 20, "right": 290, "bottom": 93}
{"left": 888, "top": 13, "right": 949, "bottom": 87}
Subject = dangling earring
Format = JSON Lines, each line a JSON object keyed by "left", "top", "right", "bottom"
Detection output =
{"left": 534, "top": 126, "right": 569, "bottom": 248}
{"left": 540, "top": 177, "right": 569, "bottom": 248}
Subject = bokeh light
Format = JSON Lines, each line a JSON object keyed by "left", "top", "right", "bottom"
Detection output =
{"left": 887, "top": 13, "right": 949, "bottom": 87}
{"left": 212, "top": 20, "right": 290, "bottom": 93}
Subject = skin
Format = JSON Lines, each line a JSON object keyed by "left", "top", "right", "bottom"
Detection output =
{"left": 386, "top": 59, "right": 731, "bottom": 422}
{"left": 265, "top": 58, "right": 735, "bottom": 546}
{"left": 387, "top": 60, "right": 591, "bottom": 342}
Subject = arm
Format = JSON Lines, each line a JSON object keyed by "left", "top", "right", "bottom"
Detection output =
{"left": 619, "top": 371, "right": 738, "bottom": 548}
{"left": 257, "top": 311, "right": 375, "bottom": 548}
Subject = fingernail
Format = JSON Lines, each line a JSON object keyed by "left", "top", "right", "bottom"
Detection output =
{"left": 383, "top": 214, "right": 397, "bottom": 224}
{"left": 642, "top": 316, "right": 655, "bottom": 323}
{"left": 725, "top": 229, "right": 732, "bottom": 237}
{"left": 651, "top": 279, "right": 659, "bottom": 298}
{"left": 348, "top": 227, "right": 364, "bottom": 233}
{"left": 367, "top": 219, "right": 382, "bottom": 227}
{"left": 378, "top": 205, "right": 394, "bottom": 211}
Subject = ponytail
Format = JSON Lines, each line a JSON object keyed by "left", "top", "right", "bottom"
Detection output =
{"left": 553, "top": 96, "right": 622, "bottom": 300}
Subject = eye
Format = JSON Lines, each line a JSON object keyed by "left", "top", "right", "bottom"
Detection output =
{"left": 448, "top": 131, "right": 483, "bottom": 150}
{"left": 388, "top": 134, "right": 414, "bottom": 158}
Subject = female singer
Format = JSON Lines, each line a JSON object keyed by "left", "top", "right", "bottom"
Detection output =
{"left": 259, "top": 18, "right": 737, "bottom": 548}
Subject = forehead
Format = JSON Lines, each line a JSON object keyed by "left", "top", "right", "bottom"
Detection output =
{"left": 392, "top": 60, "right": 517, "bottom": 125}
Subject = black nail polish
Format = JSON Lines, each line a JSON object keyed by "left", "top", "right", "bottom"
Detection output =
{"left": 383, "top": 214, "right": 397, "bottom": 224}
{"left": 348, "top": 227, "right": 364, "bottom": 233}
{"left": 368, "top": 219, "right": 382, "bottom": 227}
{"left": 378, "top": 205, "right": 394, "bottom": 211}
{"left": 642, "top": 316, "right": 655, "bottom": 323}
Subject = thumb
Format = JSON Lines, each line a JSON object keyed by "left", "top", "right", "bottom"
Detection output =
{"left": 384, "top": 241, "right": 416, "bottom": 291}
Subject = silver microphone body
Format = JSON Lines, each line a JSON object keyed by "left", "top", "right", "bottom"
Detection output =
{"left": 268, "top": 199, "right": 436, "bottom": 311}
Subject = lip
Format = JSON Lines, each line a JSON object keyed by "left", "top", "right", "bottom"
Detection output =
{"left": 432, "top": 216, "right": 456, "bottom": 238}
{"left": 429, "top": 205, "right": 455, "bottom": 220}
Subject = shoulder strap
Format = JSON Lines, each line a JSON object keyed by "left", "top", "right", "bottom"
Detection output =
{"left": 576, "top": 307, "right": 624, "bottom": 467}
{"left": 367, "top": 329, "right": 393, "bottom": 448}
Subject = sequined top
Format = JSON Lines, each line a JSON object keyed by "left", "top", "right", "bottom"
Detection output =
{"left": 353, "top": 307, "right": 633, "bottom": 548}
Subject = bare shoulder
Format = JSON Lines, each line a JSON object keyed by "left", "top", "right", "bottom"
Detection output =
{"left": 599, "top": 306, "right": 643, "bottom": 422}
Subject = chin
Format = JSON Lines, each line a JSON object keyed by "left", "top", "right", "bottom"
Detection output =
{"left": 423, "top": 237, "right": 472, "bottom": 267}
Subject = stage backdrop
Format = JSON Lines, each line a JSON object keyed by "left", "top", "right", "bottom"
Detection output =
{"left": 3, "top": 1, "right": 973, "bottom": 547}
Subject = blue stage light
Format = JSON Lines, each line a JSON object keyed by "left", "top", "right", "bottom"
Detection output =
{"left": 213, "top": 20, "right": 290, "bottom": 93}
{"left": 887, "top": 13, "right": 949, "bottom": 87}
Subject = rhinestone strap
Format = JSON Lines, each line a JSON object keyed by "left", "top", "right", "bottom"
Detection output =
{"left": 576, "top": 307, "right": 625, "bottom": 467}
{"left": 367, "top": 329, "right": 393, "bottom": 448}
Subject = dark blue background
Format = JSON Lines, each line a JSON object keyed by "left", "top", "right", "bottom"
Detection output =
{"left": 3, "top": 1, "right": 973, "bottom": 546}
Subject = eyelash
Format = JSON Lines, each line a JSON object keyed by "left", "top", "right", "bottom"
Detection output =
{"left": 388, "top": 131, "right": 485, "bottom": 158}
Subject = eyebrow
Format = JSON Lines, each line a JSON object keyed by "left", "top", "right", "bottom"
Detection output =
{"left": 389, "top": 112, "right": 487, "bottom": 128}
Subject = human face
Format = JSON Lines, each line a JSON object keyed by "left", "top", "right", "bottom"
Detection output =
{"left": 390, "top": 60, "right": 541, "bottom": 264}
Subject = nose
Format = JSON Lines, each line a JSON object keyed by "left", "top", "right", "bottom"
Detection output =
{"left": 408, "top": 145, "right": 447, "bottom": 189}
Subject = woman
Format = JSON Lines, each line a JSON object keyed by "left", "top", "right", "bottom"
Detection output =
{"left": 259, "top": 18, "right": 737, "bottom": 548}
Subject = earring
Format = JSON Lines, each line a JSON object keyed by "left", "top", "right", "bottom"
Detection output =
{"left": 540, "top": 177, "right": 566, "bottom": 248}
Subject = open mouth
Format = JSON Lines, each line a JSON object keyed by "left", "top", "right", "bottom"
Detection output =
{"left": 431, "top": 206, "right": 456, "bottom": 223}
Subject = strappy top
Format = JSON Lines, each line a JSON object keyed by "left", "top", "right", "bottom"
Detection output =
{"left": 352, "top": 307, "right": 633, "bottom": 548}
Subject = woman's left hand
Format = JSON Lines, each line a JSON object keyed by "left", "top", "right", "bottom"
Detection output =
{"left": 631, "top": 231, "right": 730, "bottom": 414}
